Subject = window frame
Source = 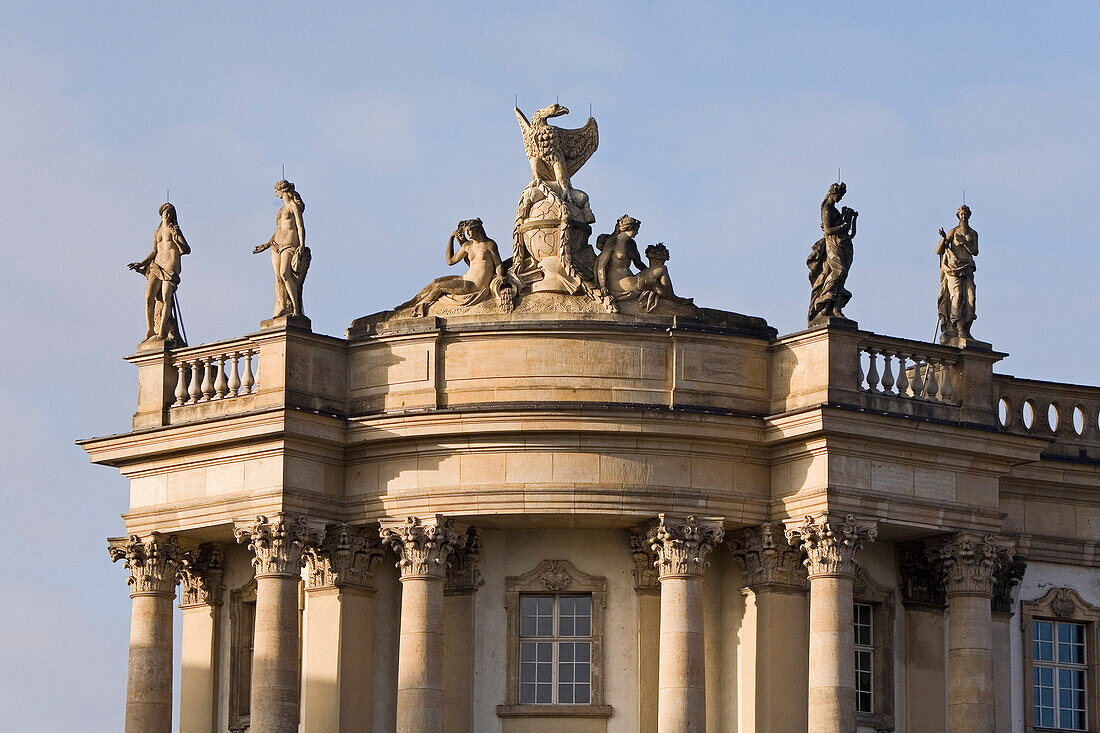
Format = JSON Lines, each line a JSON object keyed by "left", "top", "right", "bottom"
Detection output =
{"left": 498, "top": 559, "right": 612, "bottom": 719}
{"left": 1022, "top": 587, "right": 1100, "bottom": 733}
{"left": 228, "top": 578, "right": 257, "bottom": 732}
{"left": 853, "top": 568, "right": 896, "bottom": 731}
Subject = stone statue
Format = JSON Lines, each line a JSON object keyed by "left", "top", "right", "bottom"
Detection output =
{"left": 595, "top": 217, "right": 694, "bottom": 314}
{"left": 515, "top": 103, "right": 598, "bottom": 202}
{"left": 400, "top": 219, "right": 512, "bottom": 316}
{"left": 936, "top": 205, "right": 979, "bottom": 343}
{"left": 253, "top": 180, "right": 311, "bottom": 319}
{"left": 128, "top": 202, "right": 190, "bottom": 344}
{"left": 807, "top": 182, "right": 858, "bottom": 324}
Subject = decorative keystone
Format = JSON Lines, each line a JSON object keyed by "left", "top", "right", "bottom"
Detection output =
{"left": 108, "top": 533, "right": 184, "bottom": 597}
{"left": 646, "top": 514, "right": 725, "bottom": 580}
{"left": 785, "top": 514, "right": 877, "bottom": 579}
{"left": 380, "top": 516, "right": 465, "bottom": 580}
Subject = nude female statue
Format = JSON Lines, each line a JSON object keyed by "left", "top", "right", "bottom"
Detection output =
{"left": 253, "top": 180, "right": 311, "bottom": 318}
{"left": 405, "top": 219, "right": 505, "bottom": 316}
{"left": 615, "top": 243, "right": 694, "bottom": 312}
{"left": 595, "top": 215, "right": 647, "bottom": 297}
{"left": 128, "top": 202, "right": 190, "bottom": 342}
{"left": 936, "top": 204, "right": 979, "bottom": 341}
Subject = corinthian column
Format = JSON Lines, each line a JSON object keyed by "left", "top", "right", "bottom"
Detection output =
{"left": 786, "top": 514, "right": 876, "bottom": 733}
{"left": 109, "top": 533, "right": 184, "bottom": 733}
{"left": 177, "top": 543, "right": 225, "bottom": 733}
{"left": 301, "top": 525, "right": 384, "bottom": 733}
{"left": 930, "top": 533, "right": 1014, "bottom": 733}
{"left": 234, "top": 515, "right": 323, "bottom": 733}
{"left": 729, "top": 524, "right": 809, "bottom": 733}
{"left": 380, "top": 516, "right": 465, "bottom": 733}
{"left": 647, "top": 514, "right": 725, "bottom": 733}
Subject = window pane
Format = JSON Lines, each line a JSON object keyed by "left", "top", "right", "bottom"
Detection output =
{"left": 520, "top": 683, "right": 536, "bottom": 704}
{"left": 559, "top": 684, "right": 574, "bottom": 703}
{"left": 575, "top": 617, "right": 592, "bottom": 637}
{"left": 537, "top": 597, "right": 553, "bottom": 615}
{"left": 560, "top": 643, "right": 573, "bottom": 662}
{"left": 536, "top": 662, "right": 551, "bottom": 683}
{"left": 521, "top": 642, "right": 536, "bottom": 663}
{"left": 536, "top": 642, "right": 552, "bottom": 663}
{"left": 576, "top": 662, "right": 590, "bottom": 683}
{"left": 1034, "top": 621, "right": 1054, "bottom": 662}
{"left": 560, "top": 616, "right": 574, "bottom": 636}
{"left": 560, "top": 662, "right": 573, "bottom": 682}
{"left": 521, "top": 616, "right": 537, "bottom": 637}
{"left": 575, "top": 684, "right": 591, "bottom": 704}
{"left": 576, "top": 642, "right": 591, "bottom": 663}
{"left": 559, "top": 596, "right": 575, "bottom": 615}
{"left": 536, "top": 683, "right": 552, "bottom": 704}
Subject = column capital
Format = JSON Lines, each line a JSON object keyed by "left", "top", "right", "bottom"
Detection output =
{"left": 629, "top": 526, "right": 661, "bottom": 592}
{"left": 303, "top": 524, "right": 384, "bottom": 592}
{"left": 234, "top": 514, "right": 325, "bottom": 578}
{"left": 729, "top": 523, "right": 808, "bottom": 591}
{"left": 930, "top": 532, "right": 1015, "bottom": 598}
{"left": 992, "top": 555, "right": 1027, "bottom": 615}
{"left": 108, "top": 533, "right": 184, "bottom": 597}
{"left": 445, "top": 527, "right": 484, "bottom": 595}
{"left": 380, "top": 515, "right": 465, "bottom": 580}
{"left": 646, "top": 514, "right": 725, "bottom": 579}
{"left": 897, "top": 540, "right": 946, "bottom": 609}
{"left": 179, "top": 542, "right": 226, "bottom": 608}
{"left": 785, "top": 514, "right": 877, "bottom": 579}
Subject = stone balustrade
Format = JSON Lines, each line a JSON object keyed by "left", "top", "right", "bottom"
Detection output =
{"left": 858, "top": 340, "right": 957, "bottom": 403}
{"left": 994, "top": 375, "right": 1100, "bottom": 460}
{"left": 171, "top": 341, "right": 257, "bottom": 407}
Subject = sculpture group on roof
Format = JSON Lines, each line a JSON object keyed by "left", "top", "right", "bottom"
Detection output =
{"left": 128, "top": 101, "right": 982, "bottom": 349}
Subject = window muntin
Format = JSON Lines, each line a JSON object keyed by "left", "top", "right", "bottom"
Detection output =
{"left": 854, "top": 601, "right": 874, "bottom": 714}
{"left": 519, "top": 594, "right": 592, "bottom": 705}
{"left": 1033, "top": 620, "right": 1088, "bottom": 730}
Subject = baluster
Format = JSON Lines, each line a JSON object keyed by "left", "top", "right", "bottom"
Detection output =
{"left": 227, "top": 352, "right": 242, "bottom": 397}
{"left": 939, "top": 361, "right": 954, "bottom": 401}
{"left": 213, "top": 355, "right": 229, "bottom": 399}
{"left": 241, "top": 349, "right": 256, "bottom": 394}
{"left": 924, "top": 359, "right": 939, "bottom": 400}
{"left": 866, "top": 349, "right": 880, "bottom": 392}
{"left": 880, "top": 351, "right": 895, "bottom": 395}
{"left": 910, "top": 356, "right": 925, "bottom": 398}
{"left": 199, "top": 357, "right": 215, "bottom": 401}
{"left": 188, "top": 359, "right": 202, "bottom": 403}
{"left": 857, "top": 349, "right": 866, "bottom": 390}
{"left": 173, "top": 362, "right": 188, "bottom": 407}
{"left": 896, "top": 353, "right": 910, "bottom": 397}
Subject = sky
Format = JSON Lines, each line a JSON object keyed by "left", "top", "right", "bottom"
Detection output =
{"left": 1, "top": 2, "right": 1098, "bottom": 729}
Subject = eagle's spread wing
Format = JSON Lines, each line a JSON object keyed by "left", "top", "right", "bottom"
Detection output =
{"left": 560, "top": 117, "right": 599, "bottom": 177}
{"left": 514, "top": 107, "right": 538, "bottom": 162}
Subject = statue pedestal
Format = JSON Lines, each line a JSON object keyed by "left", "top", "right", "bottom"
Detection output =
{"left": 260, "top": 314, "right": 312, "bottom": 332}
{"left": 808, "top": 315, "right": 858, "bottom": 331}
{"left": 941, "top": 336, "right": 992, "bottom": 351}
{"left": 135, "top": 336, "right": 183, "bottom": 353}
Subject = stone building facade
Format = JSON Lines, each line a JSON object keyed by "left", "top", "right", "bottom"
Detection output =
{"left": 81, "top": 306, "right": 1100, "bottom": 733}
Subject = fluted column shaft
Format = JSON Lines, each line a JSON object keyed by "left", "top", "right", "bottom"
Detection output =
{"left": 787, "top": 514, "right": 876, "bottom": 733}
{"left": 381, "top": 516, "right": 464, "bottom": 733}
{"left": 932, "top": 533, "right": 1013, "bottom": 733}
{"left": 235, "top": 515, "right": 322, "bottom": 733}
{"left": 109, "top": 534, "right": 183, "bottom": 733}
{"left": 648, "top": 514, "right": 724, "bottom": 733}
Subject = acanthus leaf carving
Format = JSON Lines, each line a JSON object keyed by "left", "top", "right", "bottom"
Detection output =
{"left": 785, "top": 514, "right": 876, "bottom": 579}
{"left": 380, "top": 516, "right": 465, "bottom": 580}
{"left": 928, "top": 533, "right": 1014, "bottom": 598}
{"left": 992, "top": 555, "right": 1027, "bottom": 614}
{"left": 108, "top": 533, "right": 184, "bottom": 596}
{"left": 646, "top": 514, "right": 725, "bottom": 579}
{"left": 303, "top": 524, "right": 384, "bottom": 591}
{"left": 629, "top": 527, "right": 661, "bottom": 592}
{"left": 234, "top": 514, "right": 324, "bottom": 578}
{"left": 897, "top": 541, "right": 946, "bottom": 609}
{"left": 178, "top": 542, "right": 225, "bottom": 607}
{"left": 446, "top": 527, "right": 484, "bottom": 595}
{"left": 729, "top": 523, "right": 807, "bottom": 591}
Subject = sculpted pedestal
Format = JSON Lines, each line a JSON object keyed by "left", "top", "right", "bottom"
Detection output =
{"left": 381, "top": 516, "right": 465, "bottom": 733}
{"left": 647, "top": 514, "right": 724, "bottom": 733}
{"left": 787, "top": 514, "right": 876, "bottom": 733}
{"left": 109, "top": 534, "right": 184, "bottom": 733}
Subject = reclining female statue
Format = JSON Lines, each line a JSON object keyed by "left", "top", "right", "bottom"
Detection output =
{"left": 402, "top": 219, "right": 507, "bottom": 316}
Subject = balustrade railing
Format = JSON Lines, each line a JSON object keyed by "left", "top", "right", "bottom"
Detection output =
{"left": 858, "top": 342, "right": 957, "bottom": 403}
{"left": 170, "top": 341, "right": 258, "bottom": 408}
{"left": 994, "top": 375, "right": 1100, "bottom": 456}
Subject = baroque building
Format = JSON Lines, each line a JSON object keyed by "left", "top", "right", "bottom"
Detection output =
{"left": 83, "top": 107, "right": 1100, "bottom": 733}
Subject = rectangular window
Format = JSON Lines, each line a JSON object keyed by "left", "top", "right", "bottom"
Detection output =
{"left": 854, "top": 602, "right": 874, "bottom": 714}
{"left": 1033, "top": 620, "right": 1087, "bottom": 730}
{"left": 519, "top": 594, "right": 592, "bottom": 705}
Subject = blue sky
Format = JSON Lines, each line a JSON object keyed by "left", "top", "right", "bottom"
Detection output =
{"left": 2, "top": 3, "right": 1098, "bottom": 729}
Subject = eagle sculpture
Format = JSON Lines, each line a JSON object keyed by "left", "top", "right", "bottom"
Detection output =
{"left": 515, "top": 104, "right": 599, "bottom": 199}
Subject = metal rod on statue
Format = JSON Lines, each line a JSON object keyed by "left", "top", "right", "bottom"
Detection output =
{"left": 174, "top": 292, "right": 187, "bottom": 346}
